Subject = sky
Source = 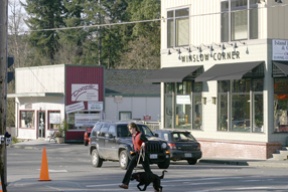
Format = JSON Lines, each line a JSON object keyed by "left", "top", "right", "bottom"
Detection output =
{"left": 8, "top": 0, "right": 28, "bottom": 33}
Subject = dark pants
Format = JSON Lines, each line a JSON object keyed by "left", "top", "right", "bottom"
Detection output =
{"left": 122, "top": 152, "right": 151, "bottom": 185}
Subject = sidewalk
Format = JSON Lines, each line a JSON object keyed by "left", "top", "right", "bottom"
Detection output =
{"left": 199, "top": 158, "right": 288, "bottom": 168}
{"left": 10, "top": 138, "right": 69, "bottom": 149}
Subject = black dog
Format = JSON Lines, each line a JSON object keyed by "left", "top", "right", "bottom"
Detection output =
{"left": 130, "top": 170, "right": 167, "bottom": 192}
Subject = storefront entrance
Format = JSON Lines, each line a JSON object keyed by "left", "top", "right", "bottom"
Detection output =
{"left": 38, "top": 111, "right": 45, "bottom": 138}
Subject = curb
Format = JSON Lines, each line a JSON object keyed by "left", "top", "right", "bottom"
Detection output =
{"left": 200, "top": 159, "right": 288, "bottom": 168}
{"left": 199, "top": 159, "right": 248, "bottom": 166}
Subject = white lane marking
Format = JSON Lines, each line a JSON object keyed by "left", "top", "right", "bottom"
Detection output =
{"left": 37, "top": 169, "right": 68, "bottom": 173}
{"left": 185, "top": 182, "right": 219, "bottom": 186}
{"left": 241, "top": 179, "right": 261, "bottom": 182}
{"left": 235, "top": 186, "right": 271, "bottom": 190}
{"left": 49, "top": 169, "right": 68, "bottom": 173}
{"left": 86, "top": 183, "right": 119, "bottom": 188}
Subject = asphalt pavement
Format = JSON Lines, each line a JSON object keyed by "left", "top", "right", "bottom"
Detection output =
{"left": 5, "top": 139, "right": 288, "bottom": 192}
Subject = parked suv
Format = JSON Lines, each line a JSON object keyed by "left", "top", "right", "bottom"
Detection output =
{"left": 89, "top": 121, "right": 170, "bottom": 169}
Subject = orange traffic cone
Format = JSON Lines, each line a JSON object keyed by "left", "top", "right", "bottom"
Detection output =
{"left": 0, "top": 181, "right": 3, "bottom": 192}
{"left": 39, "top": 147, "right": 51, "bottom": 181}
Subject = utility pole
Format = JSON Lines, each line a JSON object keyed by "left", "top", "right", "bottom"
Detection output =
{"left": 98, "top": 0, "right": 101, "bottom": 66}
{"left": 0, "top": 0, "right": 8, "bottom": 191}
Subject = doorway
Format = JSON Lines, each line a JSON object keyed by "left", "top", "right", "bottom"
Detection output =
{"left": 38, "top": 111, "right": 46, "bottom": 138}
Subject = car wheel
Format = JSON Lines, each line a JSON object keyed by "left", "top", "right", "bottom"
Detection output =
{"left": 91, "top": 149, "right": 103, "bottom": 167}
{"left": 187, "top": 158, "right": 197, "bottom": 165}
{"left": 119, "top": 150, "right": 130, "bottom": 170}
{"left": 157, "top": 158, "right": 170, "bottom": 169}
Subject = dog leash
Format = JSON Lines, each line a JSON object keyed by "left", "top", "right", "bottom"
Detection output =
{"left": 136, "top": 146, "right": 145, "bottom": 168}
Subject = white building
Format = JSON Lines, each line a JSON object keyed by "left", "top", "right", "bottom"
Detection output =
{"left": 146, "top": 0, "right": 288, "bottom": 159}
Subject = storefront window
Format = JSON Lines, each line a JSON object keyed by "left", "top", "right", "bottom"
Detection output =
{"left": 176, "top": 82, "right": 191, "bottom": 129}
{"left": 218, "top": 79, "right": 263, "bottom": 133}
{"left": 254, "top": 94, "right": 263, "bottom": 132}
{"left": 164, "top": 84, "right": 174, "bottom": 128}
{"left": 193, "top": 94, "right": 202, "bottom": 130}
{"left": 164, "top": 81, "right": 202, "bottom": 130}
{"left": 48, "top": 111, "right": 61, "bottom": 130}
{"left": 20, "top": 110, "right": 34, "bottom": 128}
{"left": 218, "top": 94, "right": 228, "bottom": 131}
{"left": 67, "top": 113, "right": 75, "bottom": 129}
{"left": 274, "top": 78, "right": 288, "bottom": 133}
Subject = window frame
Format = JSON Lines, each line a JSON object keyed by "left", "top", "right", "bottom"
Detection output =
{"left": 167, "top": 8, "right": 190, "bottom": 48}
{"left": 19, "top": 110, "right": 35, "bottom": 129}
{"left": 48, "top": 110, "right": 61, "bottom": 130}
{"left": 217, "top": 78, "right": 264, "bottom": 133}
{"left": 164, "top": 81, "right": 203, "bottom": 130}
{"left": 221, "top": 0, "right": 258, "bottom": 42}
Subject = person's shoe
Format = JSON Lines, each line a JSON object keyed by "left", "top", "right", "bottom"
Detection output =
{"left": 119, "top": 184, "right": 128, "bottom": 189}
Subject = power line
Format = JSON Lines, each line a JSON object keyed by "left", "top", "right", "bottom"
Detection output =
{"left": 23, "top": 18, "right": 162, "bottom": 33}
{"left": 12, "top": 2, "right": 287, "bottom": 34}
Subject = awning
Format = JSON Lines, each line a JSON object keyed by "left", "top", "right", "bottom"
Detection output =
{"left": 273, "top": 62, "right": 288, "bottom": 77}
{"left": 195, "top": 61, "right": 264, "bottom": 82}
{"left": 144, "top": 65, "right": 203, "bottom": 83}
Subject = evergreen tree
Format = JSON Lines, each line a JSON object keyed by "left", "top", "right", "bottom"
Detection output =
{"left": 57, "top": 0, "right": 96, "bottom": 65}
{"left": 118, "top": 0, "right": 160, "bottom": 69}
{"left": 21, "top": 0, "right": 65, "bottom": 64}
{"left": 81, "top": 0, "right": 131, "bottom": 68}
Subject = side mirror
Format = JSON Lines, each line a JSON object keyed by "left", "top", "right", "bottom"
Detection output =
{"left": 154, "top": 133, "right": 159, "bottom": 137}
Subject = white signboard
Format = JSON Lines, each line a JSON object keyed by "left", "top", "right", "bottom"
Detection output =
{"left": 272, "top": 39, "right": 288, "bottom": 61}
{"left": 49, "top": 113, "right": 61, "bottom": 124}
{"left": 65, "top": 102, "right": 85, "bottom": 114}
{"left": 75, "top": 113, "right": 101, "bottom": 127}
{"left": 88, "top": 101, "right": 103, "bottom": 111}
{"left": 72, "top": 84, "right": 99, "bottom": 101}
{"left": 176, "top": 95, "right": 191, "bottom": 104}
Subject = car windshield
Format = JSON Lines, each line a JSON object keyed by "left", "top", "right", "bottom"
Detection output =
{"left": 138, "top": 124, "right": 154, "bottom": 137}
{"left": 172, "top": 132, "right": 197, "bottom": 142}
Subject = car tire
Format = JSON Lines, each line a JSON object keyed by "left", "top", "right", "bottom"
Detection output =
{"left": 119, "top": 150, "right": 130, "bottom": 170}
{"left": 91, "top": 149, "right": 103, "bottom": 167}
{"left": 187, "top": 158, "right": 197, "bottom": 165}
{"left": 157, "top": 158, "right": 170, "bottom": 169}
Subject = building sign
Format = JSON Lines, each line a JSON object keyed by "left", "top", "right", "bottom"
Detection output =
{"left": 71, "top": 84, "right": 99, "bottom": 101}
{"left": 273, "top": 39, "right": 288, "bottom": 61}
{"left": 88, "top": 101, "right": 103, "bottom": 111}
{"left": 176, "top": 95, "right": 191, "bottom": 104}
{"left": 65, "top": 102, "right": 85, "bottom": 114}
{"left": 181, "top": 51, "right": 240, "bottom": 63}
{"left": 75, "top": 113, "right": 101, "bottom": 127}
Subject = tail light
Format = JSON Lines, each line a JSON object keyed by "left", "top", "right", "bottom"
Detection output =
{"left": 168, "top": 142, "right": 176, "bottom": 150}
{"left": 197, "top": 143, "right": 201, "bottom": 150}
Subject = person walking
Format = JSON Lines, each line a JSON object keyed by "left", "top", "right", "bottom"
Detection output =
{"left": 119, "top": 122, "right": 152, "bottom": 189}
